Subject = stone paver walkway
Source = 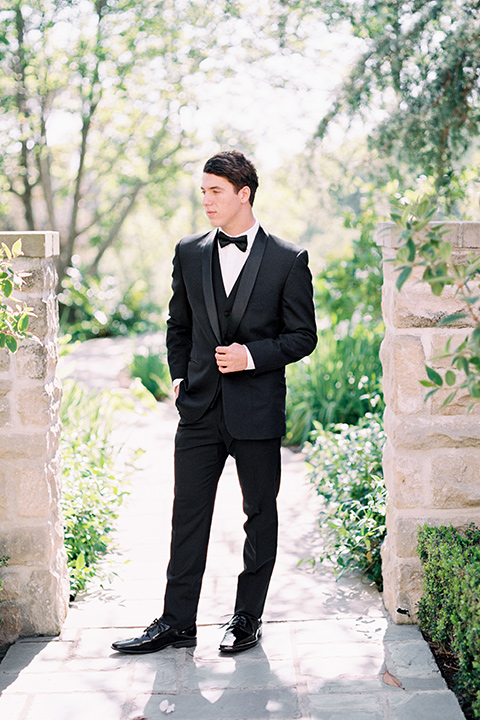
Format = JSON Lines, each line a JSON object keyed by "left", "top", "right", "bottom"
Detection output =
{"left": 0, "top": 338, "right": 466, "bottom": 719}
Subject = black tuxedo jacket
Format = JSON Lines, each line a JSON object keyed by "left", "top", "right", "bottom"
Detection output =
{"left": 166, "top": 226, "right": 317, "bottom": 440}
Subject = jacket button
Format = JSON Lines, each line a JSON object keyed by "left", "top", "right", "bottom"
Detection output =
{"left": 224, "top": 310, "right": 230, "bottom": 316}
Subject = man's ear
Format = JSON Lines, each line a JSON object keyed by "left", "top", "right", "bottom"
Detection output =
{"left": 239, "top": 186, "right": 251, "bottom": 204}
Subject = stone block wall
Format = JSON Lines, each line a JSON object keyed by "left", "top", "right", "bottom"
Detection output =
{"left": 378, "top": 221, "right": 480, "bottom": 623}
{"left": 0, "top": 232, "right": 69, "bottom": 646}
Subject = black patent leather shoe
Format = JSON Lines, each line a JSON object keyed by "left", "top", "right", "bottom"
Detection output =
{"left": 219, "top": 613, "right": 262, "bottom": 653}
{"left": 111, "top": 618, "right": 196, "bottom": 654}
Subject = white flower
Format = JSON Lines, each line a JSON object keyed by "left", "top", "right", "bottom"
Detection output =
{"left": 159, "top": 699, "right": 175, "bottom": 714}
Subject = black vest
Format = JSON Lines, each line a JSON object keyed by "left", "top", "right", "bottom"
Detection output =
{"left": 212, "top": 242, "right": 246, "bottom": 345}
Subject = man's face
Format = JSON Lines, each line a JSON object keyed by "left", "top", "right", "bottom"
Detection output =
{"left": 201, "top": 173, "right": 248, "bottom": 231}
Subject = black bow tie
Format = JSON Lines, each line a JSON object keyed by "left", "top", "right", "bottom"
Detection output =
{"left": 217, "top": 230, "right": 248, "bottom": 252}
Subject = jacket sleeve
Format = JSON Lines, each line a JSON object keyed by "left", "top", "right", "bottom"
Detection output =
{"left": 166, "top": 243, "right": 193, "bottom": 382}
{"left": 245, "top": 249, "right": 317, "bottom": 373}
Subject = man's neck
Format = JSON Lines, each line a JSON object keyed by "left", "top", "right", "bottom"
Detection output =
{"left": 220, "top": 212, "right": 256, "bottom": 236}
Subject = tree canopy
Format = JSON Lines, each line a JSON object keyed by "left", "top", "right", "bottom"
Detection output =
{"left": 270, "top": 0, "right": 480, "bottom": 191}
{"left": 3, "top": 0, "right": 479, "bottom": 286}
{"left": 0, "top": 0, "right": 229, "bottom": 282}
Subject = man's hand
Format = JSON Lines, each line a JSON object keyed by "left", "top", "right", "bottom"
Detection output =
{"left": 215, "top": 343, "right": 248, "bottom": 373}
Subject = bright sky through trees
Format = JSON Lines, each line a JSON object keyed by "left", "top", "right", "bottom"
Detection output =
{"left": 186, "top": 23, "right": 364, "bottom": 170}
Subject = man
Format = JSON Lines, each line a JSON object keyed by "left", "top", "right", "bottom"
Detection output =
{"left": 112, "top": 150, "right": 317, "bottom": 655}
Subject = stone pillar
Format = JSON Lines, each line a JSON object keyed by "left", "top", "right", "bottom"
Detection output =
{"left": 0, "top": 232, "right": 69, "bottom": 645}
{"left": 378, "top": 221, "right": 480, "bottom": 624}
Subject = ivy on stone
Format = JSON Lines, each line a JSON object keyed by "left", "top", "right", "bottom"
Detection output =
{"left": 392, "top": 196, "right": 480, "bottom": 410}
{"left": 0, "top": 240, "right": 33, "bottom": 353}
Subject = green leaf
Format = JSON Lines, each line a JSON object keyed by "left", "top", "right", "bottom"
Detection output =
{"left": 440, "top": 390, "right": 457, "bottom": 407}
{"left": 438, "top": 241, "right": 452, "bottom": 260}
{"left": 445, "top": 370, "right": 456, "bottom": 386}
{"left": 429, "top": 281, "right": 444, "bottom": 296}
{"left": 406, "top": 237, "right": 416, "bottom": 262}
{"left": 437, "top": 312, "right": 467, "bottom": 326}
{"left": 75, "top": 553, "right": 86, "bottom": 570}
{"left": 416, "top": 197, "right": 431, "bottom": 219}
{"left": 1, "top": 243, "right": 12, "bottom": 260}
{"left": 396, "top": 247, "right": 410, "bottom": 264}
{"left": 2, "top": 278, "right": 13, "bottom": 297}
{"left": 18, "top": 313, "right": 29, "bottom": 332}
{"left": 396, "top": 266, "right": 412, "bottom": 291}
{"left": 5, "top": 335, "right": 17, "bottom": 353}
{"left": 426, "top": 365, "right": 443, "bottom": 386}
{"left": 390, "top": 211, "right": 403, "bottom": 223}
{"left": 11, "top": 239, "right": 22, "bottom": 257}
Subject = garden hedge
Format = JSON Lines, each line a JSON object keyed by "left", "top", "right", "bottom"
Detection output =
{"left": 417, "top": 524, "right": 480, "bottom": 717}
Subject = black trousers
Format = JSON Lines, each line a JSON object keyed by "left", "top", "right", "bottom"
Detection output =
{"left": 162, "top": 396, "right": 281, "bottom": 629}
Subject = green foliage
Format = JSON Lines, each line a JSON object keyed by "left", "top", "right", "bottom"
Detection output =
{"left": 286, "top": 188, "right": 384, "bottom": 446}
{"left": 60, "top": 380, "right": 143, "bottom": 598}
{"left": 392, "top": 195, "right": 480, "bottom": 409}
{"left": 128, "top": 347, "right": 170, "bottom": 401}
{"left": 305, "top": 415, "right": 386, "bottom": 588}
{"left": 284, "top": 179, "right": 386, "bottom": 446}
{"left": 58, "top": 268, "right": 163, "bottom": 341}
{"left": 417, "top": 524, "right": 480, "bottom": 717}
{"left": 286, "top": 322, "right": 384, "bottom": 446}
{"left": 315, "top": 190, "right": 383, "bottom": 327}
{"left": 0, "top": 240, "right": 33, "bottom": 353}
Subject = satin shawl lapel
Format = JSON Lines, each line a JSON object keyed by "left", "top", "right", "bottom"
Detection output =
{"left": 227, "top": 227, "right": 268, "bottom": 339}
{"left": 201, "top": 231, "right": 222, "bottom": 344}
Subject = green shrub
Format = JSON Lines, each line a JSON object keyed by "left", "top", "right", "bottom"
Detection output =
{"left": 128, "top": 347, "right": 171, "bottom": 401}
{"left": 58, "top": 268, "right": 163, "bottom": 341}
{"left": 60, "top": 379, "right": 143, "bottom": 597}
{"left": 305, "top": 414, "right": 386, "bottom": 588}
{"left": 417, "top": 524, "right": 480, "bottom": 717}
{"left": 285, "top": 321, "right": 384, "bottom": 446}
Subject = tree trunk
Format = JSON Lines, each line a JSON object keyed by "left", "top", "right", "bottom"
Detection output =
{"left": 87, "top": 183, "right": 145, "bottom": 277}
{"left": 14, "top": 6, "right": 36, "bottom": 230}
{"left": 57, "top": 110, "right": 95, "bottom": 285}
{"left": 37, "top": 105, "right": 56, "bottom": 229}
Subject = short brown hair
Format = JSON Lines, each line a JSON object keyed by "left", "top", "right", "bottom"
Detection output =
{"left": 203, "top": 150, "right": 259, "bottom": 206}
